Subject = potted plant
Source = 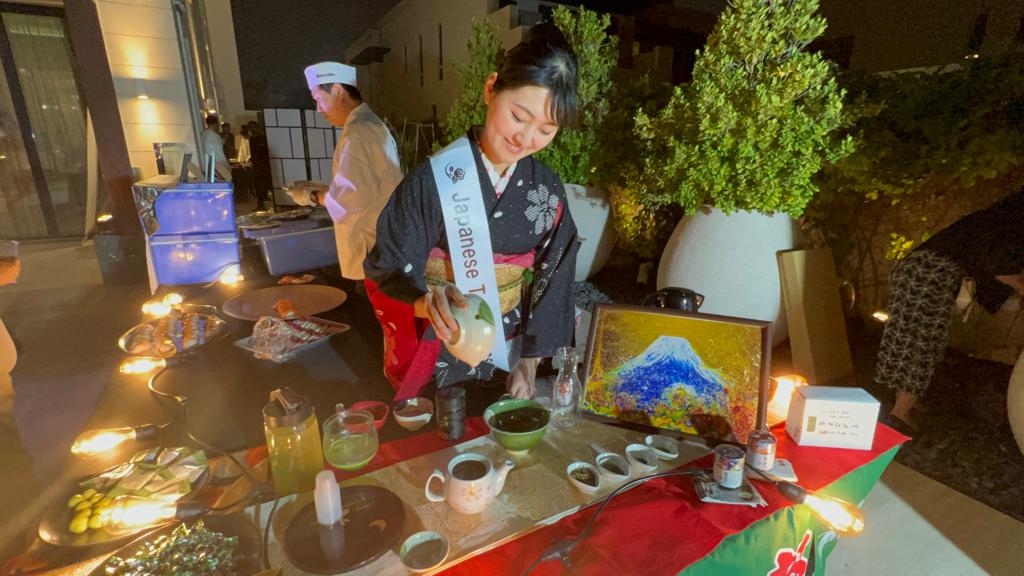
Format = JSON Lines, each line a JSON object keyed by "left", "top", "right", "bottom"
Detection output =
{"left": 625, "top": 0, "right": 852, "bottom": 341}
{"left": 443, "top": 7, "right": 620, "bottom": 282}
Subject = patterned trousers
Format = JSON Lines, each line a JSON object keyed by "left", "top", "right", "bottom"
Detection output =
{"left": 875, "top": 250, "right": 964, "bottom": 395}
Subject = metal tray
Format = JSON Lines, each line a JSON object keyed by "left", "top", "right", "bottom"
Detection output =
{"left": 118, "top": 310, "right": 228, "bottom": 357}
{"left": 234, "top": 317, "right": 350, "bottom": 361}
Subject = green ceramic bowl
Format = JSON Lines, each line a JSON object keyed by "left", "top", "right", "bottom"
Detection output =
{"left": 484, "top": 398, "right": 550, "bottom": 452}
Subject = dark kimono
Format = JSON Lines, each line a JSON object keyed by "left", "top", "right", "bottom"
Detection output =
{"left": 364, "top": 131, "right": 579, "bottom": 388}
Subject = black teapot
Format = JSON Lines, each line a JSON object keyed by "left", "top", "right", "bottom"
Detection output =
{"left": 643, "top": 287, "right": 705, "bottom": 312}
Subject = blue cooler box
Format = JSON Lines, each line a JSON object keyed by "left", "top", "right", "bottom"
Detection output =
{"left": 258, "top": 226, "right": 338, "bottom": 276}
{"left": 150, "top": 232, "right": 240, "bottom": 285}
{"left": 152, "top": 182, "right": 235, "bottom": 235}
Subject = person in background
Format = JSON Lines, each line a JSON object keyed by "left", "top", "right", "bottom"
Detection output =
{"left": 364, "top": 24, "right": 580, "bottom": 399}
{"left": 247, "top": 120, "right": 271, "bottom": 211}
{"left": 233, "top": 125, "right": 254, "bottom": 208}
{"left": 221, "top": 122, "right": 237, "bottom": 161}
{"left": 288, "top": 62, "right": 403, "bottom": 286}
{"left": 876, "top": 189, "right": 1024, "bottom": 429}
{"left": 200, "top": 115, "right": 232, "bottom": 182}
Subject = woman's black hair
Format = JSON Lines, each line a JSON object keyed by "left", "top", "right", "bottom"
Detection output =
{"left": 492, "top": 23, "right": 578, "bottom": 128}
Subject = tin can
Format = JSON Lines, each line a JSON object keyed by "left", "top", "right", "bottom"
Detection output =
{"left": 713, "top": 444, "right": 745, "bottom": 489}
{"left": 746, "top": 429, "right": 777, "bottom": 471}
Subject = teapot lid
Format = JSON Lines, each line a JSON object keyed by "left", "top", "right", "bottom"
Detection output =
{"left": 263, "top": 387, "right": 314, "bottom": 427}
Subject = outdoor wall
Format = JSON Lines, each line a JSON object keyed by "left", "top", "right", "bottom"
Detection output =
{"left": 345, "top": 0, "right": 523, "bottom": 128}
{"left": 202, "top": 0, "right": 250, "bottom": 128}
{"left": 96, "top": 0, "right": 196, "bottom": 179}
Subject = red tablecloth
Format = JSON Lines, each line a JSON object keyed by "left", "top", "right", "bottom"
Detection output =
{"left": 320, "top": 419, "right": 907, "bottom": 575}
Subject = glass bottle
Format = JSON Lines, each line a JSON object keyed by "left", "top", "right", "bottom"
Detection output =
{"left": 263, "top": 387, "right": 323, "bottom": 495}
{"left": 552, "top": 346, "right": 580, "bottom": 428}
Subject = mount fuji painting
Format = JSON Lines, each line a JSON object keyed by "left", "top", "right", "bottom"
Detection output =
{"left": 582, "top": 305, "right": 767, "bottom": 442}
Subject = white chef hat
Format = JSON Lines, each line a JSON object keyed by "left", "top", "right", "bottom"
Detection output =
{"left": 304, "top": 61, "right": 357, "bottom": 90}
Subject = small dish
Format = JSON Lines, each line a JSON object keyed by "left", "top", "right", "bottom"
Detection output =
{"left": 644, "top": 435, "right": 680, "bottom": 460}
{"left": 392, "top": 397, "right": 434, "bottom": 431}
{"left": 566, "top": 461, "right": 601, "bottom": 495}
{"left": 349, "top": 401, "right": 389, "bottom": 431}
{"left": 625, "top": 444, "right": 659, "bottom": 474}
{"left": 595, "top": 453, "right": 630, "bottom": 482}
{"left": 399, "top": 530, "right": 449, "bottom": 573}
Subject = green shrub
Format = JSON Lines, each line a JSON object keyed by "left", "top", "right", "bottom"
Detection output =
{"left": 626, "top": 0, "right": 852, "bottom": 220}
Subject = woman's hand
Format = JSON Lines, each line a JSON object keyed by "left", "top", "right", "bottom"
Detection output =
{"left": 506, "top": 357, "right": 541, "bottom": 399}
{"left": 415, "top": 283, "right": 467, "bottom": 342}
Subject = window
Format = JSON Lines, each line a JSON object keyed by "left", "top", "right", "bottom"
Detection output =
{"left": 438, "top": 23, "right": 444, "bottom": 81}
{"left": 418, "top": 34, "right": 424, "bottom": 87}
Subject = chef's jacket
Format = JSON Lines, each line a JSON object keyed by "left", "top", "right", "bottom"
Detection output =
{"left": 200, "top": 128, "right": 232, "bottom": 182}
{"left": 323, "top": 103, "right": 402, "bottom": 280}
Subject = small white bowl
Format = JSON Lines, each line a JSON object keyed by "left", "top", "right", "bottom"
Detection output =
{"left": 399, "top": 530, "right": 449, "bottom": 573}
{"left": 595, "top": 453, "right": 630, "bottom": 482}
{"left": 625, "top": 444, "right": 659, "bottom": 473}
{"left": 644, "top": 435, "right": 680, "bottom": 460}
{"left": 393, "top": 397, "right": 434, "bottom": 431}
{"left": 566, "top": 461, "right": 602, "bottom": 494}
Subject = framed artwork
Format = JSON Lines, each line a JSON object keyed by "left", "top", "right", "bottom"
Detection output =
{"left": 581, "top": 304, "right": 771, "bottom": 443}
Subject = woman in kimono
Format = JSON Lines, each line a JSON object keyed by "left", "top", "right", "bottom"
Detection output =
{"left": 364, "top": 24, "right": 580, "bottom": 399}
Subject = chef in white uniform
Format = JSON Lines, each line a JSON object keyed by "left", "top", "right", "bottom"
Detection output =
{"left": 288, "top": 62, "right": 403, "bottom": 282}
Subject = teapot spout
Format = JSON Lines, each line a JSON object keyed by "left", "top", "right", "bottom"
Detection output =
{"left": 494, "top": 460, "right": 515, "bottom": 494}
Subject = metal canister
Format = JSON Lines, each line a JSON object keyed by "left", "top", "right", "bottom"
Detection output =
{"left": 713, "top": 444, "right": 746, "bottom": 489}
{"left": 746, "top": 428, "right": 778, "bottom": 472}
{"left": 435, "top": 385, "right": 466, "bottom": 441}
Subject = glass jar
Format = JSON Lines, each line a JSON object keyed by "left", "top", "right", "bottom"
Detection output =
{"left": 322, "top": 408, "right": 379, "bottom": 471}
{"left": 552, "top": 346, "right": 581, "bottom": 428}
{"left": 263, "top": 388, "right": 323, "bottom": 495}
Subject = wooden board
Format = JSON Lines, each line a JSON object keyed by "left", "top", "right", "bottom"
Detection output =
{"left": 778, "top": 248, "right": 854, "bottom": 385}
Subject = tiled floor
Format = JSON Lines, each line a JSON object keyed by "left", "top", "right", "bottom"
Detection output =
{"left": 2, "top": 240, "right": 1023, "bottom": 572}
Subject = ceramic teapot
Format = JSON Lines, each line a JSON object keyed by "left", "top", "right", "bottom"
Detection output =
{"left": 424, "top": 453, "right": 514, "bottom": 514}
{"left": 443, "top": 293, "right": 497, "bottom": 367}
{"left": 643, "top": 287, "right": 705, "bottom": 312}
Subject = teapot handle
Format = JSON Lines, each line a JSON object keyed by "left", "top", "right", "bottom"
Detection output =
{"left": 424, "top": 469, "right": 447, "bottom": 503}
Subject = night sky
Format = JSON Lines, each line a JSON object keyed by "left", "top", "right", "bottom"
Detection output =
{"left": 230, "top": 0, "right": 401, "bottom": 109}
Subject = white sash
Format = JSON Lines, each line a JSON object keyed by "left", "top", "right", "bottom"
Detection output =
{"left": 430, "top": 137, "right": 514, "bottom": 371}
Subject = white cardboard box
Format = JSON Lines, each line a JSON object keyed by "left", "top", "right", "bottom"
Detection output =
{"left": 786, "top": 386, "right": 880, "bottom": 450}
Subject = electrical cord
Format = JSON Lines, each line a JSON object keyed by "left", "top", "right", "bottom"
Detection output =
{"left": 147, "top": 365, "right": 264, "bottom": 487}
{"left": 523, "top": 469, "right": 704, "bottom": 575}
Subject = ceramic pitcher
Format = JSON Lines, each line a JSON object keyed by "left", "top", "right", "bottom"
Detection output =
{"left": 424, "top": 453, "right": 514, "bottom": 514}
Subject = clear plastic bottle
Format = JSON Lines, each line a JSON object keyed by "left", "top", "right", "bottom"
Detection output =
{"left": 552, "top": 346, "right": 580, "bottom": 428}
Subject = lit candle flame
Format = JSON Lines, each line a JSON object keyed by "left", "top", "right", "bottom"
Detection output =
{"left": 96, "top": 213, "right": 113, "bottom": 223}
{"left": 872, "top": 310, "right": 890, "bottom": 322}
{"left": 162, "top": 293, "right": 184, "bottom": 305}
{"left": 768, "top": 374, "right": 808, "bottom": 424}
{"left": 71, "top": 427, "right": 136, "bottom": 458}
{"left": 142, "top": 300, "right": 172, "bottom": 318}
{"left": 803, "top": 492, "right": 865, "bottom": 536}
{"left": 108, "top": 496, "right": 178, "bottom": 530}
{"left": 120, "top": 357, "right": 166, "bottom": 375}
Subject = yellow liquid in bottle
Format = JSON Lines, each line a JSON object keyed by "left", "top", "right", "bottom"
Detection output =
{"left": 265, "top": 414, "right": 324, "bottom": 495}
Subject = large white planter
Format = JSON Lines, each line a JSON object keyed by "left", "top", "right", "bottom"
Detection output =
{"left": 657, "top": 207, "right": 798, "bottom": 346}
{"left": 564, "top": 183, "right": 616, "bottom": 282}
{"left": 1008, "top": 348, "right": 1024, "bottom": 456}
